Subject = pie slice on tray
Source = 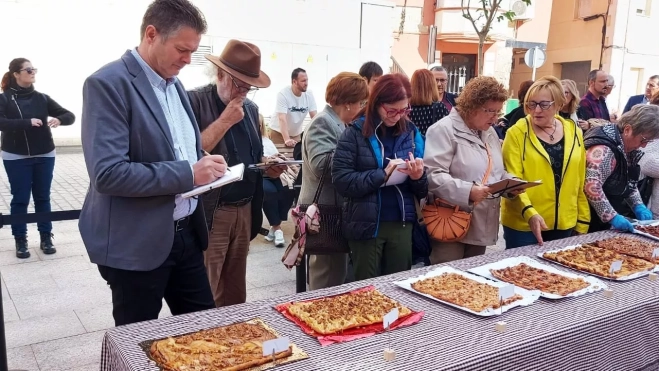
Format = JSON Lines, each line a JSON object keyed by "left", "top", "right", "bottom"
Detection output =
{"left": 542, "top": 244, "right": 655, "bottom": 278}
{"left": 490, "top": 263, "right": 590, "bottom": 296}
{"left": 148, "top": 320, "right": 294, "bottom": 371}
{"left": 636, "top": 225, "right": 659, "bottom": 238}
{"left": 286, "top": 288, "right": 412, "bottom": 335}
{"left": 591, "top": 236, "right": 659, "bottom": 264}
{"left": 410, "top": 272, "right": 523, "bottom": 312}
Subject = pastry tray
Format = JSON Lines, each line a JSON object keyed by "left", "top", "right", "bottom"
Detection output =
{"left": 538, "top": 244, "right": 655, "bottom": 281}
{"left": 394, "top": 266, "right": 540, "bottom": 317}
{"left": 467, "top": 256, "right": 607, "bottom": 299}
{"left": 139, "top": 318, "right": 308, "bottom": 371}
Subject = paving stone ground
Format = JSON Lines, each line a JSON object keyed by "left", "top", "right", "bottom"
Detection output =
{"left": 0, "top": 147, "right": 504, "bottom": 370}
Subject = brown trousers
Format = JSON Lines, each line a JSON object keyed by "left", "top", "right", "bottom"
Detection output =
{"left": 204, "top": 203, "right": 251, "bottom": 307}
{"left": 269, "top": 129, "right": 301, "bottom": 145}
{"left": 429, "top": 240, "right": 486, "bottom": 265}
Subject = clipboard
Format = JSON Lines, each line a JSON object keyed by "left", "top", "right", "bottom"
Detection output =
{"left": 181, "top": 163, "right": 245, "bottom": 199}
{"left": 248, "top": 160, "right": 303, "bottom": 170}
{"left": 487, "top": 178, "right": 542, "bottom": 195}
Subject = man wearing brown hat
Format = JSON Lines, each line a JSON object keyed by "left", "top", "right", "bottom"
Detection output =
{"left": 188, "top": 39, "right": 281, "bottom": 307}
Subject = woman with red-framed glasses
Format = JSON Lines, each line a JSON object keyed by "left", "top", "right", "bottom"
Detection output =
{"left": 332, "top": 73, "right": 428, "bottom": 280}
{"left": 0, "top": 58, "right": 75, "bottom": 259}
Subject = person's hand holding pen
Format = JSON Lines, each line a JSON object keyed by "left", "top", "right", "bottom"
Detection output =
{"left": 469, "top": 181, "right": 492, "bottom": 203}
{"left": 193, "top": 150, "right": 228, "bottom": 186}
{"left": 397, "top": 152, "right": 424, "bottom": 180}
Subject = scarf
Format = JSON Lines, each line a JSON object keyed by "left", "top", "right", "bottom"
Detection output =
{"left": 9, "top": 82, "right": 35, "bottom": 98}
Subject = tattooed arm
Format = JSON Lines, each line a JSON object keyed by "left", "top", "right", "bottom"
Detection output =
{"left": 584, "top": 145, "right": 618, "bottom": 222}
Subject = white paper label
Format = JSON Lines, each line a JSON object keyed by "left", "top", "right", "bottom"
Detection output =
{"left": 498, "top": 284, "right": 515, "bottom": 301}
{"left": 383, "top": 308, "right": 399, "bottom": 329}
{"left": 609, "top": 260, "right": 623, "bottom": 274}
{"left": 262, "top": 337, "right": 289, "bottom": 356}
{"left": 653, "top": 248, "right": 659, "bottom": 259}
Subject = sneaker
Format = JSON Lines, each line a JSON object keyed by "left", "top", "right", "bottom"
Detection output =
{"left": 274, "top": 230, "right": 285, "bottom": 248}
{"left": 15, "top": 236, "right": 30, "bottom": 259}
{"left": 264, "top": 228, "right": 275, "bottom": 242}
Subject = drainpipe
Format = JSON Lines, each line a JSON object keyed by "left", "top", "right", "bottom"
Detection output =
{"left": 427, "top": 26, "right": 437, "bottom": 64}
{"left": 583, "top": 0, "right": 612, "bottom": 69}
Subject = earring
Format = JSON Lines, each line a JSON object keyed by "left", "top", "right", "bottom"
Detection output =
{"left": 347, "top": 106, "right": 351, "bottom": 111}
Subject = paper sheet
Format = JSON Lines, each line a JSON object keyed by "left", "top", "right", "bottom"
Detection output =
{"left": 181, "top": 163, "right": 245, "bottom": 198}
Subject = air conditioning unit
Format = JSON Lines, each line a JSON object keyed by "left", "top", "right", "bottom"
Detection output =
{"left": 510, "top": 0, "right": 534, "bottom": 20}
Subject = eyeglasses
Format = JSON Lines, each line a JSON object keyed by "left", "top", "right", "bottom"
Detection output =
{"left": 382, "top": 104, "right": 411, "bottom": 118}
{"left": 436, "top": 79, "right": 447, "bottom": 83}
{"left": 526, "top": 101, "right": 555, "bottom": 110}
{"left": 20, "top": 67, "right": 37, "bottom": 75}
{"left": 481, "top": 108, "right": 502, "bottom": 117}
{"left": 641, "top": 135, "right": 655, "bottom": 144}
{"left": 229, "top": 75, "right": 258, "bottom": 93}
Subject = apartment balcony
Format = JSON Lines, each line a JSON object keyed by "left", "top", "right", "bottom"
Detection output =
{"left": 434, "top": 0, "right": 517, "bottom": 42}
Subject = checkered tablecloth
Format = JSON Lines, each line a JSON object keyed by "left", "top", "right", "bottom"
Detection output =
{"left": 100, "top": 231, "right": 659, "bottom": 371}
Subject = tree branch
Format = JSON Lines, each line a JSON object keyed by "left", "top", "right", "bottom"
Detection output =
{"left": 462, "top": 0, "right": 482, "bottom": 36}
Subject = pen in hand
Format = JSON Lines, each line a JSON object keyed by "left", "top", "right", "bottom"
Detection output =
{"left": 201, "top": 150, "right": 230, "bottom": 174}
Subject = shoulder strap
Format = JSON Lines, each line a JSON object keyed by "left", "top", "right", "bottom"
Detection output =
{"left": 312, "top": 152, "right": 333, "bottom": 204}
{"left": 482, "top": 143, "right": 493, "bottom": 184}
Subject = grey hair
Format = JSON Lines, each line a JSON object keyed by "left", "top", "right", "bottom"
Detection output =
{"left": 204, "top": 62, "right": 220, "bottom": 85}
{"left": 607, "top": 74, "right": 615, "bottom": 86}
{"left": 429, "top": 65, "right": 446, "bottom": 72}
{"left": 618, "top": 104, "right": 659, "bottom": 138}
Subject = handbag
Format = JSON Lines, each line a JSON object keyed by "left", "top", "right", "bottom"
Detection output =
{"left": 297, "top": 152, "right": 350, "bottom": 255}
{"left": 422, "top": 144, "right": 493, "bottom": 242}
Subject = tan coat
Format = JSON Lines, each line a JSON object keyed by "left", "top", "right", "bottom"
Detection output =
{"left": 424, "top": 109, "right": 513, "bottom": 246}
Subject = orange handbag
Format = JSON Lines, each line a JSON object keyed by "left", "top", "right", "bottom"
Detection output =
{"left": 423, "top": 144, "right": 492, "bottom": 242}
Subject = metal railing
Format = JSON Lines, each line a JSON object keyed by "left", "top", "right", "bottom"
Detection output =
{"left": 390, "top": 56, "right": 407, "bottom": 77}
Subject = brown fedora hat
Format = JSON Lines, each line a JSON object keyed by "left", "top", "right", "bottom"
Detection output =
{"left": 205, "top": 39, "right": 271, "bottom": 88}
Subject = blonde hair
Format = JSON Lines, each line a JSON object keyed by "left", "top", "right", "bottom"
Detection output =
{"left": 561, "top": 79, "right": 580, "bottom": 114}
{"left": 524, "top": 76, "right": 566, "bottom": 115}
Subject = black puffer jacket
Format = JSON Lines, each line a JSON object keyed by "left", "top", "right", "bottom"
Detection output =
{"left": 0, "top": 86, "right": 75, "bottom": 155}
{"left": 332, "top": 117, "right": 428, "bottom": 241}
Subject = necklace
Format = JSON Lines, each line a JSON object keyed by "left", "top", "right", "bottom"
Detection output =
{"left": 536, "top": 120, "right": 557, "bottom": 141}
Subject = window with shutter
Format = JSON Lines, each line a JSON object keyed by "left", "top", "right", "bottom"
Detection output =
{"left": 191, "top": 45, "right": 213, "bottom": 67}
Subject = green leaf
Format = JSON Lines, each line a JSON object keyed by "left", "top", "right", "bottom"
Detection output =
{"left": 501, "top": 10, "right": 516, "bottom": 22}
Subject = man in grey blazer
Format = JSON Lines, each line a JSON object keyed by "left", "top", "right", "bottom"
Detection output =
{"left": 79, "top": 0, "right": 227, "bottom": 326}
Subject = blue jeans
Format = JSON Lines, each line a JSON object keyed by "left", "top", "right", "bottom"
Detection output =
{"left": 3, "top": 157, "right": 55, "bottom": 236}
{"left": 262, "top": 178, "right": 294, "bottom": 226}
{"left": 503, "top": 226, "right": 573, "bottom": 250}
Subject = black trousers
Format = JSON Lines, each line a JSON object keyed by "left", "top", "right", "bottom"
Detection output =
{"left": 98, "top": 224, "right": 215, "bottom": 327}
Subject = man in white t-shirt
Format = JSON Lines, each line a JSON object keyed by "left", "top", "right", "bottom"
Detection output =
{"left": 269, "top": 68, "right": 317, "bottom": 147}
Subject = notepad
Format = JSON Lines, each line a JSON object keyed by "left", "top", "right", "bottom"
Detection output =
{"left": 382, "top": 159, "right": 409, "bottom": 187}
{"left": 181, "top": 163, "right": 245, "bottom": 199}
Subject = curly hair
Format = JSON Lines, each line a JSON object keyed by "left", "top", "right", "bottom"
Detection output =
{"left": 455, "top": 76, "right": 508, "bottom": 117}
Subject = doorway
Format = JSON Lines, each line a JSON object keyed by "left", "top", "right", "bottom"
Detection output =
{"left": 561, "top": 61, "right": 592, "bottom": 97}
{"left": 441, "top": 54, "right": 477, "bottom": 95}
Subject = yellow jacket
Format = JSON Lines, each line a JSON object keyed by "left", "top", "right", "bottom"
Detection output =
{"left": 501, "top": 115, "right": 590, "bottom": 234}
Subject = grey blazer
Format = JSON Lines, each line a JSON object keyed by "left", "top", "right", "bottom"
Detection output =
{"left": 298, "top": 105, "right": 345, "bottom": 206}
{"left": 78, "top": 50, "right": 207, "bottom": 271}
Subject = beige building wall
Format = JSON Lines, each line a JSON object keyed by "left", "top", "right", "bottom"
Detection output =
{"left": 508, "top": 0, "right": 554, "bottom": 98}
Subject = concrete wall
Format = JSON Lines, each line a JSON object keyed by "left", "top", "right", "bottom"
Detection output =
{"left": 0, "top": 0, "right": 394, "bottom": 145}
